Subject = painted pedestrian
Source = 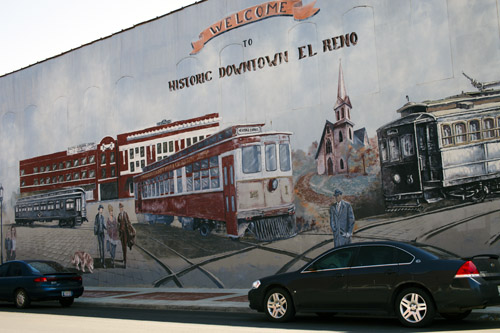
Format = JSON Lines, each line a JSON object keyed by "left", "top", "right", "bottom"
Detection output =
{"left": 329, "top": 189, "right": 355, "bottom": 247}
{"left": 9, "top": 226, "right": 16, "bottom": 261}
{"left": 4, "top": 228, "right": 11, "bottom": 261}
{"left": 106, "top": 204, "right": 119, "bottom": 268}
{"left": 94, "top": 204, "right": 107, "bottom": 268}
{"left": 117, "top": 203, "right": 135, "bottom": 269}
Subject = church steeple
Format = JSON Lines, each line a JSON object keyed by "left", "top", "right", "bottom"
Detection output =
{"left": 334, "top": 60, "right": 352, "bottom": 118}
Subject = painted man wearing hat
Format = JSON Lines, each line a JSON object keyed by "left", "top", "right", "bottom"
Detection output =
{"left": 329, "top": 189, "right": 355, "bottom": 247}
{"left": 94, "top": 204, "right": 107, "bottom": 268}
{"left": 117, "top": 202, "right": 136, "bottom": 268}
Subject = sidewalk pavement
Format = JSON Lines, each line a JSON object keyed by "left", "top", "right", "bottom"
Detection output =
{"left": 77, "top": 287, "right": 500, "bottom": 321}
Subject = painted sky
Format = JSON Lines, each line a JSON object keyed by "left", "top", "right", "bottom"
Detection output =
{"left": 0, "top": 0, "right": 198, "bottom": 76}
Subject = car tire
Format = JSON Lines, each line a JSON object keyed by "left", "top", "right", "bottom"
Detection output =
{"left": 440, "top": 310, "right": 471, "bottom": 321}
{"left": 14, "top": 289, "right": 31, "bottom": 309}
{"left": 395, "top": 287, "right": 435, "bottom": 328}
{"left": 264, "top": 288, "right": 295, "bottom": 322}
{"left": 59, "top": 297, "right": 74, "bottom": 307}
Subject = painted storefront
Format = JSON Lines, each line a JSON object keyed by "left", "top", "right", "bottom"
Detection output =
{"left": 1, "top": 0, "right": 500, "bottom": 288}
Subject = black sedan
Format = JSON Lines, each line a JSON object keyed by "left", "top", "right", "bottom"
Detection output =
{"left": 248, "top": 241, "right": 500, "bottom": 327}
{"left": 0, "top": 260, "right": 84, "bottom": 308}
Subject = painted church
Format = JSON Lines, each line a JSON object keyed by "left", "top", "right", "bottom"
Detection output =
{"left": 315, "top": 62, "right": 368, "bottom": 175}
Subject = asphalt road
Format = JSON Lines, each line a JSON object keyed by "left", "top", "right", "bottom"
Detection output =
{"left": 1, "top": 303, "right": 500, "bottom": 332}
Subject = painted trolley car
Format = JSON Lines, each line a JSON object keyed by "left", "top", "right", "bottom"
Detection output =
{"left": 15, "top": 187, "right": 87, "bottom": 227}
{"left": 377, "top": 89, "right": 500, "bottom": 210}
{"left": 134, "top": 124, "right": 296, "bottom": 241}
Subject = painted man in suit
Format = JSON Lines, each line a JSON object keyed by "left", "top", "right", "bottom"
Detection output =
{"left": 94, "top": 204, "right": 107, "bottom": 268}
{"left": 329, "top": 189, "right": 355, "bottom": 247}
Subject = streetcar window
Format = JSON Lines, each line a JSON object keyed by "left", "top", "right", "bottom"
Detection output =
{"left": 194, "top": 171, "right": 201, "bottom": 191}
{"left": 177, "top": 169, "right": 183, "bottom": 193}
{"left": 401, "top": 135, "right": 414, "bottom": 157}
{"left": 279, "top": 144, "right": 291, "bottom": 172}
{"left": 454, "top": 122, "right": 466, "bottom": 144}
{"left": 469, "top": 120, "right": 480, "bottom": 141}
{"left": 66, "top": 200, "right": 74, "bottom": 210}
{"left": 442, "top": 125, "right": 453, "bottom": 146}
{"left": 186, "top": 164, "right": 193, "bottom": 192}
{"left": 56, "top": 202, "right": 60, "bottom": 210}
{"left": 110, "top": 152, "right": 115, "bottom": 163}
{"left": 242, "top": 145, "right": 262, "bottom": 174}
{"left": 210, "top": 157, "right": 220, "bottom": 188}
{"left": 389, "top": 137, "right": 400, "bottom": 161}
{"left": 155, "top": 181, "right": 159, "bottom": 197}
{"left": 265, "top": 144, "right": 277, "bottom": 172}
{"left": 159, "top": 177, "right": 164, "bottom": 195}
{"left": 169, "top": 171, "right": 175, "bottom": 193}
{"left": 202, "top": 170, "right": 210, "bottom": 190}
{"left": 483, "top": 118, "right": 495, "bottom": 138}
{"left": 193, "top": 161, "right": 201, "bottom": 172}
{"left": 201, "top": 159, "right": 209, "bottom": 170}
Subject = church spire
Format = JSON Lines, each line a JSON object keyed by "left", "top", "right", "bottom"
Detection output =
{"left": 334, "top": 59, "right": 352, "bottom": 111}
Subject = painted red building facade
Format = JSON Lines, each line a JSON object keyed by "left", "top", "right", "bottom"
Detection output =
{"left": 19, "top": 113, "right": 221, "bottom": 201}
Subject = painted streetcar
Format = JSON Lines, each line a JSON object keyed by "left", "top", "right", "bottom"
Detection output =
{"left": 134, "top": 124, "right": 296, "bottom": 241}
{"left": 377, "top": 89, "right": 500, "bottom": 210}
{"left": 15, "top": 187, "right": 87, "bottom": 227}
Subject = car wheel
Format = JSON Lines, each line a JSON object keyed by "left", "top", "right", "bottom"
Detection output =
{"left": 14, "top": 289, "right": 31, "bottom": 309}
{"left": 440, "top": 310, "right": 471, "bottom": 321}
{"left": 59, "top": 297, "right": 74, "bottom": 307}
{"left": 199, "top": 223, "right": 212, "bottom": 237}
{"left": 264, "top": 288, "right": 295, "bottom": 322}
{"left": 395, "top": 288, "right": 435, "bottom": 328}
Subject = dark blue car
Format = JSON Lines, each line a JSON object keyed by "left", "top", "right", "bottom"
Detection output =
{"left": 0, "top": 260, "right": 84, "bottom": 308}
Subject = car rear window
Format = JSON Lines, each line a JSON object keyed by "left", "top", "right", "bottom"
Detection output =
{"left": 28, "top": 261, "right": 69, "bottom": 274}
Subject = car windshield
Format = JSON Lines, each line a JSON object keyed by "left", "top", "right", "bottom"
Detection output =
{"left": 27, "top": 261, "right": 69, "bottom": 274}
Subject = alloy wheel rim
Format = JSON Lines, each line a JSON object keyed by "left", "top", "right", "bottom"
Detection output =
{"left": 267, "top": 292, "right": 287, "bottom": 319}
{"left": 400, "top": 292, "right": 427, "bottom": 323}
{"left": 16, "top": 291, "right": 25, "bottom": 306}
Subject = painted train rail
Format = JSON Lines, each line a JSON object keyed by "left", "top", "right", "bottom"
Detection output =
{"left": 377, "top": 89, "right": 500, "bottom": 210}
{"left": 133, "top": 124, "right": 296, "bottom": 241}
{"left": 14, "top": 187, "right": 87, "bottom": 227}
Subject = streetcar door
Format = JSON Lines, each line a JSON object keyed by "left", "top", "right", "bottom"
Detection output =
{"left": 416, "top": 123, "right": 442, "bottom": 187}
{"left": 222, "top": 155, "right": 238, "bottom": 237}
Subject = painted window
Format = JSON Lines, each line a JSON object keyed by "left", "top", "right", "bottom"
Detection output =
{"left": 401, "top": 135, "right": 414, "bottom": 157}
{"left": 210, "top": 156, "right": 220, "bottom": 188}
{"left": 66, "top": 161, "right": 71, "bottom": 168}
{"left": 242, "top": 145, "right": 262, "bottom": 174}
{"left": 349, "top": 128, "right": 353, "bottom": 140}
{"left": 265, "top": 144, "right": 277, "bottom": 171}
{"left": 163, "top": 142, "right": 168, "bottom": 154}
{"left": 340, "top": 159, "right": 345, "bottom": 170}
{"left": 442, "top": 124, "right": 453, "bottom": 146}
{"left": 140, "top": 146, "right": 145, "bottom": 158}
{"left": 34, "top": 167, "right": 38, "bottom": 173}
{"left": 74, "top": 172, "right": 80, "bottom": 180}
{"left": 169, "top": 171, "right": 175, "bottom": 193}
{"left": 74, "top": 159, "right": 79, "bottom": 167}
{"left": 82, "top": 157, "right": 87, "bottom": 165}
{"left": 101, "top": 153, "right": 106, "bottom": 165}
{"left": 130, "top": 162, "right": 135, "bottom": 172}
{"left": 389, "top": 137, "right": 400, "bottom": 161}
{"left": 468, "top": 120, "right": 480, "bottom": 141}
{"left": 201, "top": 159, "right": 210, "bottom": 190}
{"left": 483, "top": 118, "right": 495, "bottom": 138}
{"left": 454, "top": 122, "right": 466, "bottom": 144}
{"left": 89, "top": 170, "right": 95, "bottom": 178}
{"left": 177, "top": 169, "right": 183, "bottom": 193}
{"left": 111, "top": 167, "right": 115, "bottom": 177}
{"left": 194, "top": 161, "right": 201, "bottom": 191}
{"left": 169, "top": 141, "right": 174, "bottom": 153}
{"left": 339, "top": 130, "right": 344, "bottom": 143}
{"left": 129, "top": 148, "right": 134, "bottom": 159}
{"left": 279, "top": 144, "right": 291, "bottom": 172}
{"left": 326, "top": 139, "right": 332, "bottom": 154}
{"left": 110, "top": 152, "right": 115, "bottom": 163}
{"left": 89, "top": 155, "right": 95, "bottom": 164}
{"left": 187, "top": 138, "right": 192, "bottom": 147}
{"left": 157, "top": 143, "right": 162, "bottom": 154}
{"left": 186, "top": 164, "right": 193, "bottom": 192}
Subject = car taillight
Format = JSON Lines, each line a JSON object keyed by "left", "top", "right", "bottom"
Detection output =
{"left": 455, "top": 260, "right": 480, "bottom": 278}
{"left": 72, "top": 276, "right": 82, "bottom": 282}
{"left": 34, "top": 277, "right": 47, "bottom": 283}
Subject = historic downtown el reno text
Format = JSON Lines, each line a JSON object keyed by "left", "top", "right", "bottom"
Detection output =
{"left": 168, "top": 32, "right": 358, "bottom": 92}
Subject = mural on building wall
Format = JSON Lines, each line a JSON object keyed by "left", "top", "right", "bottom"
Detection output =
{"left": 1, "top": 0, "right": 500, "bottom": 288}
